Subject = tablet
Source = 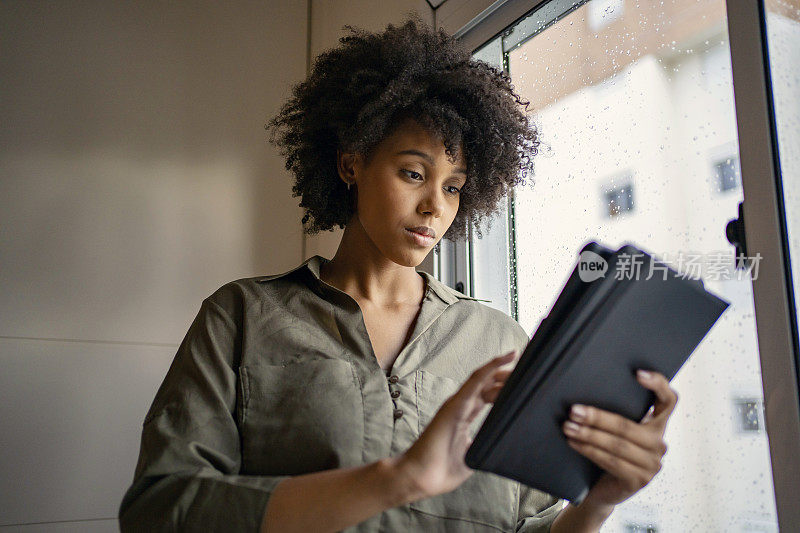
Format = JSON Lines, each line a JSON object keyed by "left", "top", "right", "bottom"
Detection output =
{"left": 464, "top": 241, "right": 730, "bottom": 503}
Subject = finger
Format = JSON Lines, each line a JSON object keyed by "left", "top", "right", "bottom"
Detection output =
{"left": 567, "top": 438, "right": 659, "bottom": 493}
{"left": 461, "top": 353, "right": 520, "bottom": 420}
{"left": 562, "top": 420, "right": 666, "bottom": 472}
{"left": 461, "top": 351, "right": 518, "bottom": 396}
{"left": 479, "top": 361, "right": 520, "bottom": 402}
{"left": 474, "top": 369, "right": 515, "bottom": 411}
{"left": 636, "top": 370, "right": 678, "bottom": 424}
{"left": 491, "top": 367, "right": 514, "bottom": 383}
{"left": 481, "top": 350, "right": 518, "bottom": 373}
{"left": 464, "top": 350, "right": 517, "bottom": 388}
{"left": 467, "top": 384, "right": 506, "bottom": 421}
{"left": 480, "top": 381, "right": 506, "bottom": 403}
{"left": 569, "top": 404, "right": 663, "bottom": 451}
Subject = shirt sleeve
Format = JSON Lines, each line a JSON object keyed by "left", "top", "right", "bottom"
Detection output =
{"left": 515, "top": 482, "right": 565, "bottom": 532}
{"left": 118, "top": 293, "right": 290, "bottom": 532}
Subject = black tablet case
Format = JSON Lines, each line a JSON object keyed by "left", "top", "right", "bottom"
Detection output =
{"left": 464, "top": 241, "right": 730, "bottom": 504}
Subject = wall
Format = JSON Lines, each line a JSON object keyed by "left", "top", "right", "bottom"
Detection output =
{"left": 0, "top": 1, "right": 307, "bottom": 530}
{"left": 0, "top": 1, "right": 439, "bottom": 530}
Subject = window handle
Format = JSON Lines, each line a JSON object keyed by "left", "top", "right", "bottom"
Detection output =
{"left": 726, "top": 202, "right": 749, "bottom": 269}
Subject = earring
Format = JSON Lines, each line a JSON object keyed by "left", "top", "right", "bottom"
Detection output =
{"left": 347, "top": 181, "right": 352, "bottom": 191}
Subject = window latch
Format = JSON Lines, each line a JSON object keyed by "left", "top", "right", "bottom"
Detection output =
{"left": 726, "top": 202, "right": 749, "bottom": 269}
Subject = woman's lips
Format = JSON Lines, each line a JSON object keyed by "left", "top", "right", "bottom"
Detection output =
{"left": 405, "top": 228, "right": 435, "bottom": 246}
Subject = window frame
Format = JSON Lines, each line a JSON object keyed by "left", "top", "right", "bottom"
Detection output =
{"left": 430, "top": 0, "right": 800, "bottom": 530}
{"left": 725, "top": 2, "right": 800, "bottom": 528}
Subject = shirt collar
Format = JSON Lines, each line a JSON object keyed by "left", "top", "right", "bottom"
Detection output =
{"left": 256, "top": 255, "right": 483, "bottom": 306}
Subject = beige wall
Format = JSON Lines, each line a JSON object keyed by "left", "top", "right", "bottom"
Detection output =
{"left": 0, "top": 1, "right": 302, "bottom": 530}
{"left": 0, "top": 1, "right": 438, "bottom": 530}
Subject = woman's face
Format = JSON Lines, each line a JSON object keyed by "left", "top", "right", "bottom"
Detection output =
{"left": 339, "top": 118, "right": 467, "bottom": 267}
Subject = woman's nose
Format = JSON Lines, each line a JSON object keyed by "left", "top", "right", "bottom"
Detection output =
{"left": 418, "top": 186, "right": 445, "bottom": 218}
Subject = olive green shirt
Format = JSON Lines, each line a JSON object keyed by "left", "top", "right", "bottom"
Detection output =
{"left": 119, "top": 255, "right": 563, "bottom": 532}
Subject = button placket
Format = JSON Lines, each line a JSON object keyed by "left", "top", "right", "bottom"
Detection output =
{"left": 387, "top": 374, "right": 403, "bottom": 420}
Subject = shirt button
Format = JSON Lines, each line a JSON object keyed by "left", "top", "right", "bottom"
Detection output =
{"left": 388, "top": 375, "right": 399, "bottom": 384}
{"left": 390, "top": 390, "right": 401, "bottom": 398}
{"left": 393, "top": 408, "right": 404, "bottom": 420}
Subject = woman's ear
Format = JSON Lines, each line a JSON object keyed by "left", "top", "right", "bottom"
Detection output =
{"left": 336, "top": 149, "right": 358, "bottom": 187}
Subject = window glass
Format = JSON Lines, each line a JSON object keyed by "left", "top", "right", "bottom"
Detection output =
{"left": 764, "top": 0, "right": 800, "bottom": 370}
{"left": 472, "top": 0, "right": 779, "bottom": 530}
{"left": 470, "top": 40, "right": 514, "bottom": 315}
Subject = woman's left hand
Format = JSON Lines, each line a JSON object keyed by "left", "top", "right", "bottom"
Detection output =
{"left": 562, "top": 369, "right": 678, "bottom": 510}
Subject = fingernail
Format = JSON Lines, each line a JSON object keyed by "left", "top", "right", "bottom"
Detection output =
{"left": 637, "top": 370, "right": 653, "bottom": 380}
{"left": 564, "top": 421, "right": 581, "bottom": 436}
{"left": 571, "top": 404, "right": 587, "bottom": 422}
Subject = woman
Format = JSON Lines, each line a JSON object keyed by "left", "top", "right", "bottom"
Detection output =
{"left": 119, "top": 17, "right": 677, "bottom": 532}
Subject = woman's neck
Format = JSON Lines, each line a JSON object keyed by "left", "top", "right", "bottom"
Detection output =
{"left": 319, "top": 220, "right": 425, "bottom": 308}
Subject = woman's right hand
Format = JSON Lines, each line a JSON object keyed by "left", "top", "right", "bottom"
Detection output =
{"left": 392, "top": 350, "right": 521, "bottom": 501}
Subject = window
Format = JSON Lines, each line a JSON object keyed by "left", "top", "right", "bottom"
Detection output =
{"left": 440, "top": 0, "right": 800, "bottom": 529}
{"left": 713, "top": 155, "right": 740, "bottom": 193}
{"left": 604, "top": 180, "right": 634, "bottom": 218}
{"left": 734, "top": 398, "right": 765, "bottom": 433}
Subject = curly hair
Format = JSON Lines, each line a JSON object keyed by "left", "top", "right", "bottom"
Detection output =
{"left": 266, "top": 13, "right": 539, "bottom": 241}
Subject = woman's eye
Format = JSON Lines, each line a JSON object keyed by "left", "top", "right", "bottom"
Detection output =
{"left": 445, "top": 186, "right": 461, "bottom": 195}
{"left": 402, "top": 169, "right": 423, "bottom": 181}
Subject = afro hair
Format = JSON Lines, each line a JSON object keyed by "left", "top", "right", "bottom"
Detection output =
{"left": 266, "top": 13, "right": 539, "bottom": 241}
